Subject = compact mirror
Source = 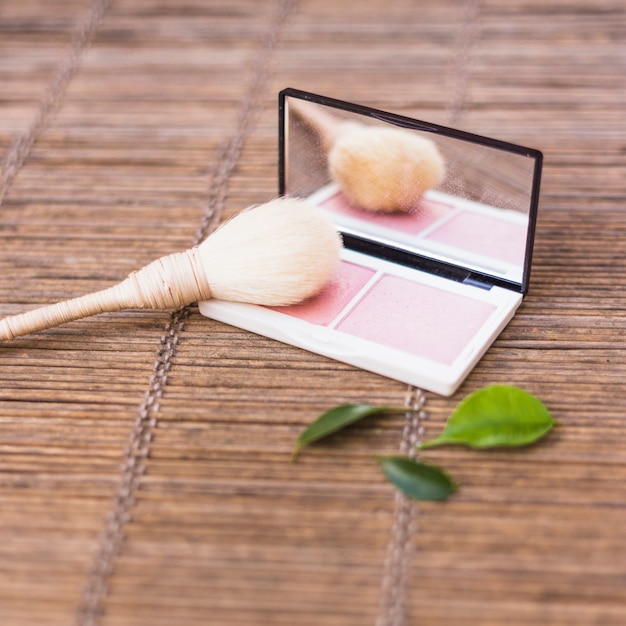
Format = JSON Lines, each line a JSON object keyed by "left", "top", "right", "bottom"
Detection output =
{"left": 280, "top": 89, "right": 542, "bottom": 293}
{"left": 199, "top": 89, "right": 543, "bottom": 395}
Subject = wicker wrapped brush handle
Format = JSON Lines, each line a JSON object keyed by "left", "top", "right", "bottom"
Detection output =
{"left": 0, "top": 248, "right": 212, "bottom": 341}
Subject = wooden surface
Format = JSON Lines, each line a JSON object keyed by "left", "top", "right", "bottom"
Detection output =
{"left": 1, "top": 0, "right": 625, "bottom": 624}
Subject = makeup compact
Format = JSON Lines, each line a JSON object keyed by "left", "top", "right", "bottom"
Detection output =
{"left": 199, "top": 88, "right": 542, "bottom": 395}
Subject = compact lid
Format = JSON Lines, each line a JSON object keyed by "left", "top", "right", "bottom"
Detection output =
{"left": 279, "top": 88, "right": 542, "bottom": 295}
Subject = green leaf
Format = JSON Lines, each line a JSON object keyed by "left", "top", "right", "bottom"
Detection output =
{"left": 419, "top": 385, "right": 555, "bottom": 450}
{"left": 377, "top": 456, "right": 456, "bottom": 501}
{"left": 292, "top": 404, "right": 404, "bottom": 461}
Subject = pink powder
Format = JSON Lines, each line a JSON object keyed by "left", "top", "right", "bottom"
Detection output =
{"left": 320, "top": 191, "right": 453, "bottom": 235}
{"left": 336, "top": 275, "right": 497, "bottom": 365}
{"left": 271, "top": 260, "right": 375, "bottom": 326}
{"left": 426, "top": 210, "right": 527, "bottom": 266}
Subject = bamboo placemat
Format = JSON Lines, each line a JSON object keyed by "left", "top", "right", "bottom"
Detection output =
{"left": 1, "top": 1, "right": 625, "bottom": 625}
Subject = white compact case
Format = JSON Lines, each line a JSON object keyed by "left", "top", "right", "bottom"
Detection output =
{"left": 199, "top": 88, "right": 542, "bottom": 396}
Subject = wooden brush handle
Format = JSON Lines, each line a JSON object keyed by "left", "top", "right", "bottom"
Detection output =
{"left": 0, "top": 282, "right": 133, "bottom": 341}
{"left": 287, "top": 98, "right": 351, "bottom": 151}
{"left": 0, "top": 247, "right": 211, "bottom": 341}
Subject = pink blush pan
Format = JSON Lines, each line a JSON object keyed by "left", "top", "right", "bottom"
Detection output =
{"left": 270, "top": 261, "right": 375, "bottom": 326}
{"left": 336, "top": 274, "right": 497, "bottom": 366}
{"left": 426, "top": 210, "right": 528, "bottom": 266}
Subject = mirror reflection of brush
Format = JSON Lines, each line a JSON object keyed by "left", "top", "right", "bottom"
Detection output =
{"left": 288, "top": 98, "right": 445, "bottom": 214}
{"left": 0, "top": 198, "right": 342, "bottom": 341}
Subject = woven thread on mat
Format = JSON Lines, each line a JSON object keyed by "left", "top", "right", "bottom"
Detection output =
{"left": 376, "top": 2, "right": 481, "bottom": 624}
{"left": 376, "top": 387, "right": 425, "bottom": 626}
{"left": 0, "top": 0, "right": 110, "bottom": 206}
{"left": 447, "top": 0, "right": 481, "bottom": 126}
{"left": 75, "top": 1, "right": 298, "bottom": 625}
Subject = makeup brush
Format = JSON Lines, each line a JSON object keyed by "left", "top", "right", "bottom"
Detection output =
{"left": 289, "top": 98, "right": 446, "bottom": 214}
{"left": 0, "top": 197, "right": 342, "bottom": 341}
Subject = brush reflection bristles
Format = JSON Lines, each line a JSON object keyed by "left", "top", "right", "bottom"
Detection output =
{"left": 289, "top": 98, "right": 445, "bottom": 213}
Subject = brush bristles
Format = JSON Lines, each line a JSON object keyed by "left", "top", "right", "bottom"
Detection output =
{"left": 198, "top": 197, "right": 342, "bottom": 306}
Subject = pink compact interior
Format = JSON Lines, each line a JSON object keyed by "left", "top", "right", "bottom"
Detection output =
{"left": 273, "top": 260, "right": 497, "bottom": 366}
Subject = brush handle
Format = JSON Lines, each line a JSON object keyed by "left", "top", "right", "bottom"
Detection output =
{"left": 0, "top": 247, "right": 211, "bottom": 341}
{"left": 287, "top": 98, "right": 352, "bottom": 151}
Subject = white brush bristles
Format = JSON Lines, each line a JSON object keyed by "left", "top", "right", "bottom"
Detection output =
{"left": 0, "top": 197, "right": 342, "bottom": 340}
{"left": 199, "top": 197, "right": 342, "bottom": 306}
{"left": 329, "top": 126, "right": 446, "bottom": 213}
